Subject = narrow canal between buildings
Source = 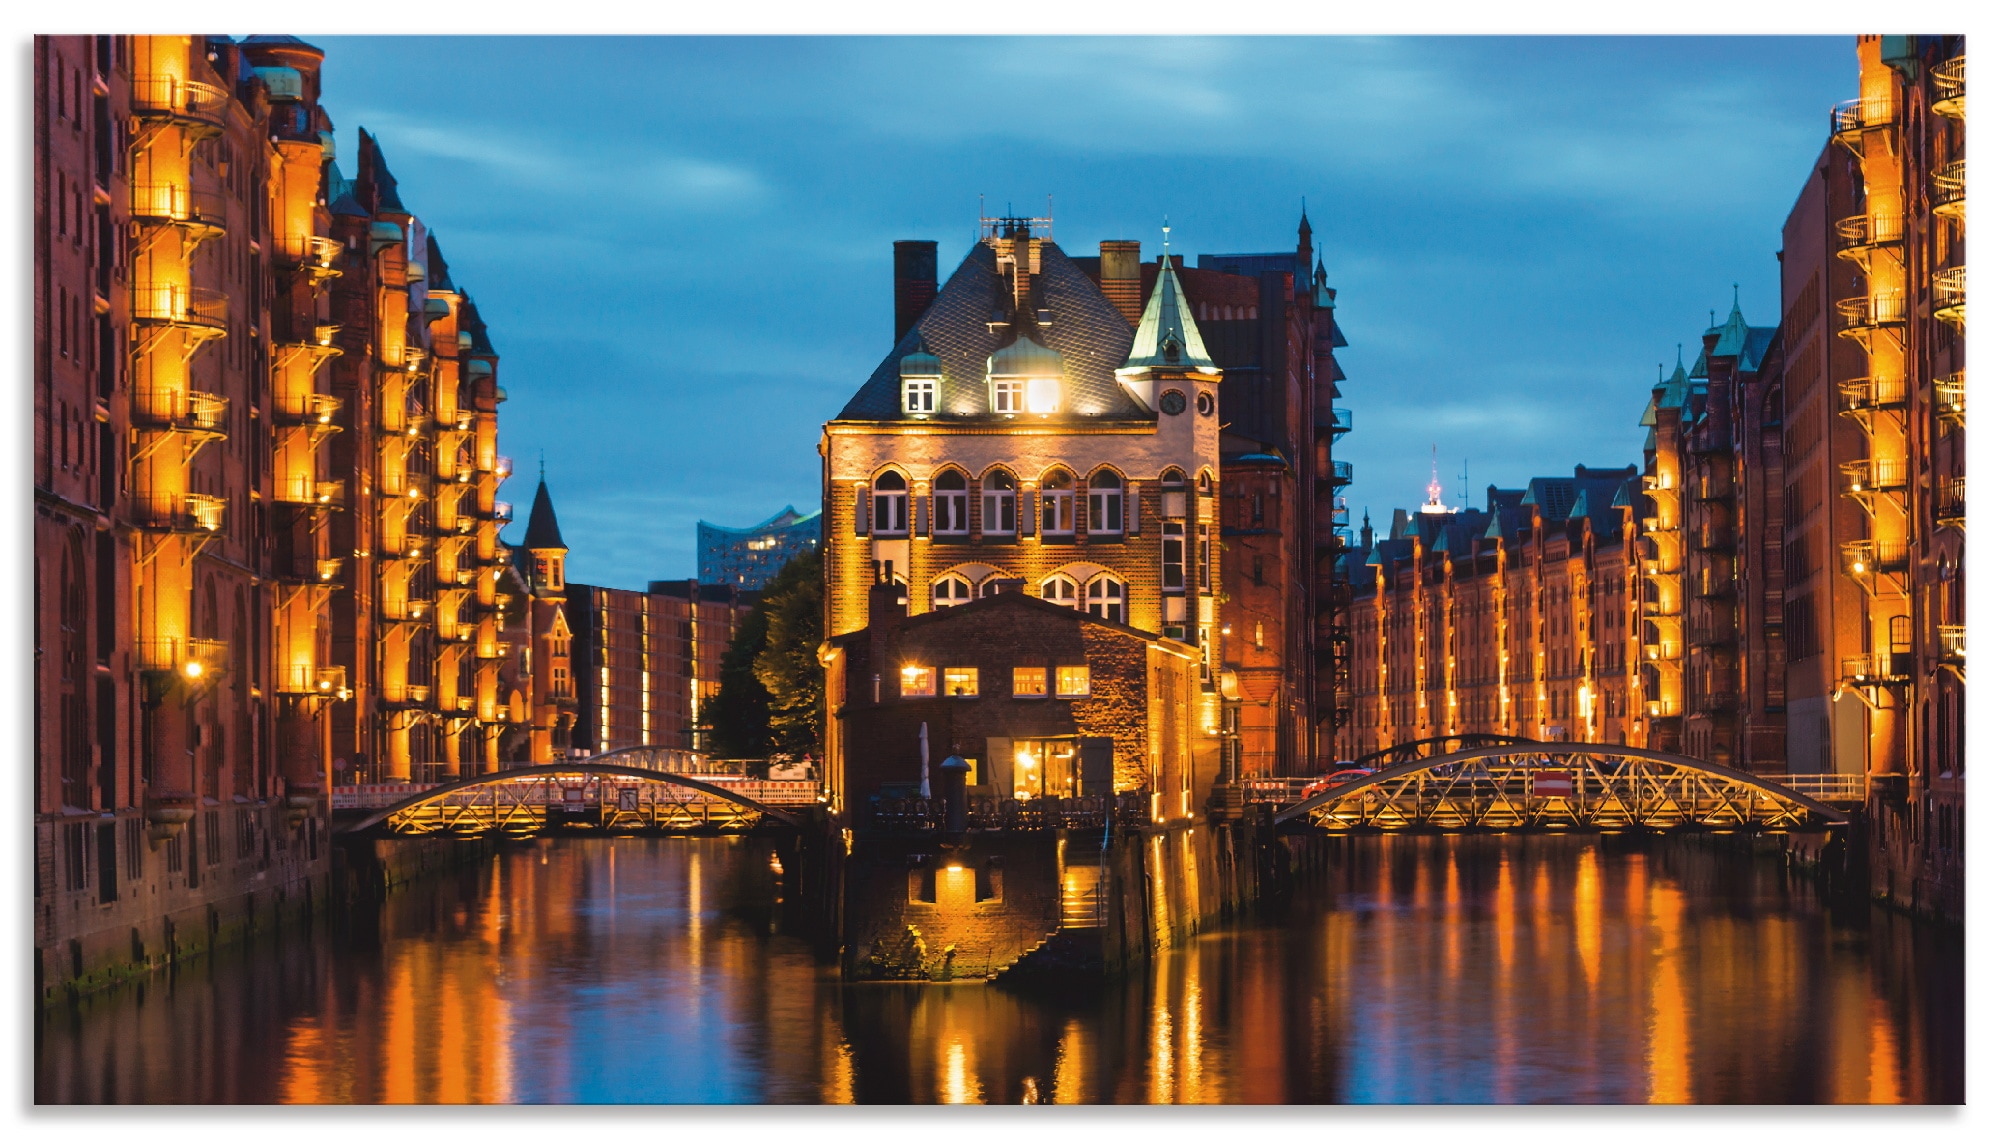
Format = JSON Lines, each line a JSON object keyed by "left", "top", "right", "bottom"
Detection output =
{"left": 36, "top": 832, "right": 1962, "bottom": 1104}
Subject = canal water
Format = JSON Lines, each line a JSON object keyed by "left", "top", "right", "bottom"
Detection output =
{"left": 36, "top": 832, "right": 1962, "bottom": 1104}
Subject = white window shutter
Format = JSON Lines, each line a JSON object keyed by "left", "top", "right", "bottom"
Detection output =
{"left": 913, "top": 494, "right": 929, "bottom": 536}
{"left": 1126, "top": 482, "right": 1140, "bottom": 535}
{"left": 1020, "top": 489, "right": 1037, "bottom": 538}
{"left": 854, "top": 486, "right": 869, "bottom": 537}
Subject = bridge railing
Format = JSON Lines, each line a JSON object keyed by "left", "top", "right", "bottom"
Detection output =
{"left": 1770, "top": 773, "right": 1867, "bottom": 804}
{"left": 865, "top": 793, "right": 1149, "bottom": 832}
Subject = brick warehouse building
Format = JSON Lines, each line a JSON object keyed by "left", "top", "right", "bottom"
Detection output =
{"left": 32, "top": 34, "right": 523, "bottom": 1000}
{"left": 820, "top": 212, "right": 1354, "bottom": 815}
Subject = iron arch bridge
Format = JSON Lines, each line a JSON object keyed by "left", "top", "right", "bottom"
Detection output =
{"left": 1270, "top": 743, "right": 1857, "bottom": 834}
{"left": 337, "top": 754, "right": 819, "bottom": 837}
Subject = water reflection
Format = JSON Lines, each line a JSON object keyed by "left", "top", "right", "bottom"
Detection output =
{"left": 37, "top": 833, "right": 1962, "bottom": 1104}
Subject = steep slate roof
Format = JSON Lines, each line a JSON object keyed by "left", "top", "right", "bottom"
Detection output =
{"left": 524, "top": 479, "right": 566, "bottom": 550}
{"left": 426, "top": 233, "right": 456, "bottom": 291}
{"left": 356, "top": 128, "right": 406, "bottom": 214}
{"left": 835, "top": 240, "right": 1152, "bottom": 422}
{"left": 462, "top": 297, "right": 496, "bottom": 355}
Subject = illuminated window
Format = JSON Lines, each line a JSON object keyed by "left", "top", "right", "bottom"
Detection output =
{"left": 943, "top": 667, "right": 979, "bottom": 697}
{"left": 873, "top": 470, "right": 908, "bottom": 534}
{"left": 932, "top": 574, "right": 971, "bottom": 608}
{"left": 1087, "top": 470, "right": 1124, "bottom": 535}
{"left": 1040, "top": 574, "right": 1078, "bottom": 608}
{"left": 904, "top": 376, "right": 937, "bottom": 415}
{"left": 981, "top": 470, "right": 1017, "bottom": 535}
{"left": 1013, "top": 666, "right": 1048, "bottom": 698}
{"left": 993, "top": 379, "right": 1024, "bottom": 414}
{"left": 1041, "top": 470, "right": 1075, "bottom": 534}
{"left": 900, "top": 665, "right": 935, "bottom": 698}
{"left": 1055, "top": 666, "right": 1089, "bottom": 698}
{"left": 1086, "top": 576, "right": 1125, "bottom": 623}
{"left": 1026, "top": 377, "right": 1061, "bottom": 414}
{"left": 933, "top": 470, "right": 968, "bottom": 535}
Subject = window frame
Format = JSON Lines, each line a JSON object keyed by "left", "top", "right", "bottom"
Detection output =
{"left": 1055, "top": 665, "right": 1090, "bottom": 699}
{"left": 1040, "top": 574, "right": 1078, "bottom": 609}
{"left": 899, "top": 665, "right": 937, "bottom": 699}
{"left": 1162, "top": 520, "right": 1186, "bottom": 592}
{"left": 943, "top": 667, "right": 979, "bottom": 698}
{"left": 993, "top": 378, "right": 1024, "bottom": 414}
{"left": 1012, "top": 666, "right": 1049, "bottom": 699}
{"left": 1085, "top": 575, "right": 1125, "bottom": 624}
{"left": 1041, "top": 471, "right": 1076, "bottom": 535}
{"left": 903, "top": 376, "right": 937, "bottom": 416}
{"left": 872, "top": 471, "right": 909, "bottom": 535}
{"left": 981, "top": 470, "right": 1018, "bottom": 536}
{"left": 932, "top": 574, "right": 972, "bottom": 608}
{"left": 1086, "top": 471, "right": 1124, "bottom": 536}
{"left": 932, "top": 470, "right": 969, "bottom": 535}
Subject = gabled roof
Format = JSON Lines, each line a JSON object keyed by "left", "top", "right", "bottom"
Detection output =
{"left": 835, "top": 241, "right": 1150, "bottom": 422}
{"left": 1122, "top": 256, "right": 1216, "bottom": 372}
{"left": 524, "top": 478, "right": 566, "bottom": 550}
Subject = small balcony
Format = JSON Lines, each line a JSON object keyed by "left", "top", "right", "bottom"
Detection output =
{"left": 1326, "top": 406, "right": 1352, "bottom": 436}
{"left": 1694, "top": 475, "right": 1733, "bottom": 502}
{"left": 1932, "top": 266, "right": 1965, "bottom": 329}
{"left": 131, "top": 387, "right": 228, "bottom": 437}
{"left": 492, "top": 501, "right": 515, "bottom": 523}
{"left": 274, "top": 477, "right": 345, "bottom": 509}
{"left": 383, "top": 684, "right": 432, "bottom": 706}
{"left": 1939, "top": 624, "right": 1965, "bottom": 662}
{"left": 1834, "top": 213, "right": 1904, "bottom": 264}
{"left": 274, "top": 234, "right": 343, "bottom": 274}
{"left": 279, "top": 665, "right": 349, "bottom": 698}
{"left": 1840, "top": 456, "right": 1908, "bottom": 496}
{"left": 1841, "top": 651, "right": 1910, "bottom": 686}
{"left": 1931, "top": 55, "right": 1964, "bottom": 119}
{"left": 1830, "top": 96, "right": 1896, "bottom": 139}
{"left": 132, "top": 284, "right": 228, "bottom": 333}
{"left": 1936, "top": 476, "right": 1965, "bottom": 528}
{"left": 1835, "top": 292, "right": 1906, "bottom": 337}
{"left": 1842, "top": 537, "right": 1909, "bottom": 580}
{"left": 131, "top": 75, "right": 229, "bottom": 133}
{"left": 129, "top": 182, "right": 226, "bottom": 236}
{"left": 382, "top": 598, "right": 432, "bottom": 624}
{"left": 273, "top": 391, "right": 342, "bottom": 428}
{"left": 1689, "top": 623, "right": 1735, "bottom": 649}
{"left": 475, "top": 642, "right": 509, "bottom": 661}
{"left": 1332, "top": 496, "right": 1350, "bottom": 528}
{"left": 1934, "top": 372, "right": 1965, "bottom": 426}
{"left": 1838, "top": 374, "right": 1908, "bottom": 413}
{"left": 133, "top": 492, "right": 225, "bottom": 534}
{"left": 1692, "top": 523, "right": 1733, "bottom": 552}
{"left": 137, "top": 636, "right": 230, "bottom": 679}
{"left": 493, "top": 455, "right": 514, "bottom": 480}
{"left": 1932, "top": 160, "right": 1966, "bottom": 221}
{"left": 1328, "top": 460, "right": 1353, "bottom": 487}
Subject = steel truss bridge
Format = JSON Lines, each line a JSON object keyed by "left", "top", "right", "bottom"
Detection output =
{"left": 1270, "top": 740, "right": 1860, "bottom": 834}
{"left": 335, "top": 747, "right": 822, "bottom": 837}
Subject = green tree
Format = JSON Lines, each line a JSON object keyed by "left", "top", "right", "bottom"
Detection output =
{"left": 753, "top": 548, "right": 825, "bottom": 756}
{"left": 700, "top": 601, "right": 773, "bottom": 758}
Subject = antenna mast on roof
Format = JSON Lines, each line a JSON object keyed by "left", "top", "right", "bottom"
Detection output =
{"left": 1460, "top": 460, "right": 1469, "bottom": 511}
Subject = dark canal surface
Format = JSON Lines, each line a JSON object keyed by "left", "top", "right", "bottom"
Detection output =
{"left": 36, "top": 832, "right": 1963, "bottom": 1104}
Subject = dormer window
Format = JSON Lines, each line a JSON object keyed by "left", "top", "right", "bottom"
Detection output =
{"left": 1026, "top": 377, "right": 1060, "bottom": 414}
{"left": 993, "top": 379, "right": 1024, "bottom": 414}
{"left": 904, "top": 376, "right": 936, "bottom": 415}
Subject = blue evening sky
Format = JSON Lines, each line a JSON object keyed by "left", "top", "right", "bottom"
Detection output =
{"left": 313, "top": 36, "right": 1857, "bottom": 590}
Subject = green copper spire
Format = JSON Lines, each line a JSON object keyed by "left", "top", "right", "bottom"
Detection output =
{"left": 1119, "top": 226, "right": 1217, "bottom": 373}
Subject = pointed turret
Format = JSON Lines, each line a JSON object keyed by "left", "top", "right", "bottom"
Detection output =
{"left": 523, "top": 476, "right": 568, "bottom": 595}
{"left": 1119, "top": 253, "right": 1216, "bottom": 373}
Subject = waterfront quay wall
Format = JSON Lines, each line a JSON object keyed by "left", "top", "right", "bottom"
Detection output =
{"left": 35, "top": 804, "right": 334, "bottom": 1005}
{"left": 836, "top": 813, "right": 1281, "bottom": 984}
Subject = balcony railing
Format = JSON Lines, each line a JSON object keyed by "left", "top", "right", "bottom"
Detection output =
{"left": 1838, "top": 374, "right": 1908, "bottom": 412}
{"left": 129, "top": 182, "right": 226, "bottom": 231}
{"left": 1831, "top": 96, "right": 1896, "bottom": 137}
{"left": 132, "top": 284, "right": 228, "bottom": 331}
{"left": 274, "top": 234, "right": 343, "bottom": 271}
{"left": 1934, "top": 372, "right": 1965, "bottom": 425}
{"left": 1842, "top": 538, "right": 1909, "bottom": 579}
{"left": 475, "top": 642, "right": 509, "bottom": 661}
{"left": 1329, "top": 460, "right": 1353, "bottom": 486}
{"left": 1840, "top": 456, "right": 1908, "bottom": 495}
{"left": 130, "top": 75, "right": 230, "bottom": 128}
{"left": 137, "top": 636, "right": 230, "bottom": 677}
{"left": 1936, "top": 476, "right": 1965, "bottom": 527}
{"left": 382, "top": 598, "right": 432, "bottom": 623}
{"left": 1841, "top": 651, "right": 1910, "bottom": 685}
{"left": 1689, "top": 623, "right": 1735, "bottom": 649}
{"left": 273, "top": 391, "right": 342, "bottom": 427}
{"left": 383, "top": 684, "right": 432, "bottom": 705}
{"left": 279, "top": 665, "right": 349, "bottom": 697}
{"left": 1835, "top": 293, "right": 1906, "bottom": 333}
{"left": 1933, "top": 160, "right": 1966, "bottom": 220}
{"left": 1694, "top": 476, "right": 1733, "bottom": 501}
{"left": 492, "top": 501, "right": 515, "bottom": 523}
{"left": 133, "top": 492, "right": 225, "bottom": 534}
{"left": 1932, "top": 266, "right": 1965, "bottom": 327}
{"left": 131, "top": 387, "right": 228, "bottom": 435}
{"left": 1939, "top": 624, "right": 1965, "bottom": 662}
{"left": 1327, "top": 406, "right": 1352, "bottom": 435}
{"left": 1931, "top": 55, "right": 1965, "bottom": 119}
{"left": 1834, "top": 212, "right": 1904, "bottom": 257}
{"left": 273, "top": 478, "right": 345, "bottom": 508}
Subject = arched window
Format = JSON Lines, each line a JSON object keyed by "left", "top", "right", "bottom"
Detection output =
{"left": 872, "top": 470, "right": 908, "bottom": 535}
{"left": 980, "top": 577, "right": 1013, "bottom": 598}
{"left": 933, "top": 574, "right": 972, "bottom": 608}
{"left": 1040, "top": 575, "right": 1078, "bottom": 608}
{"left": 1041, "top": 470, "right": 1075, "bottom": 535}
{"left": 1087, "top": 470, "right": 1124, "bottom": 535}
{"left": 982, "top": 470, "right": 1017, "bottom": 536}
{"left": 1197, "top": 469, "right": 1213, "bottom": 494}
{"left": 933, "top": 470, "right": 968, "bottom": 535}
{"left": 1086, "top": 575, "right": 1125, "bottom": 624}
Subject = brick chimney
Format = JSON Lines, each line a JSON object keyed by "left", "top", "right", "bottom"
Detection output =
{"left": 893, "top": 241, "right": 937, "bottom": 344}
{"left": 1012, "top": 231, "right": 1034, "bottom": 310}
{"left": 866, "top": 580, "right": 907, "bottom": 703}
{"left": 1100, "top": 240, "right": 1142, "bottom": 325}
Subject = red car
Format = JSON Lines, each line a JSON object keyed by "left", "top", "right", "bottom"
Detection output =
{"left": 1301, "top": 767, "right": 1375, "bottom": 799}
